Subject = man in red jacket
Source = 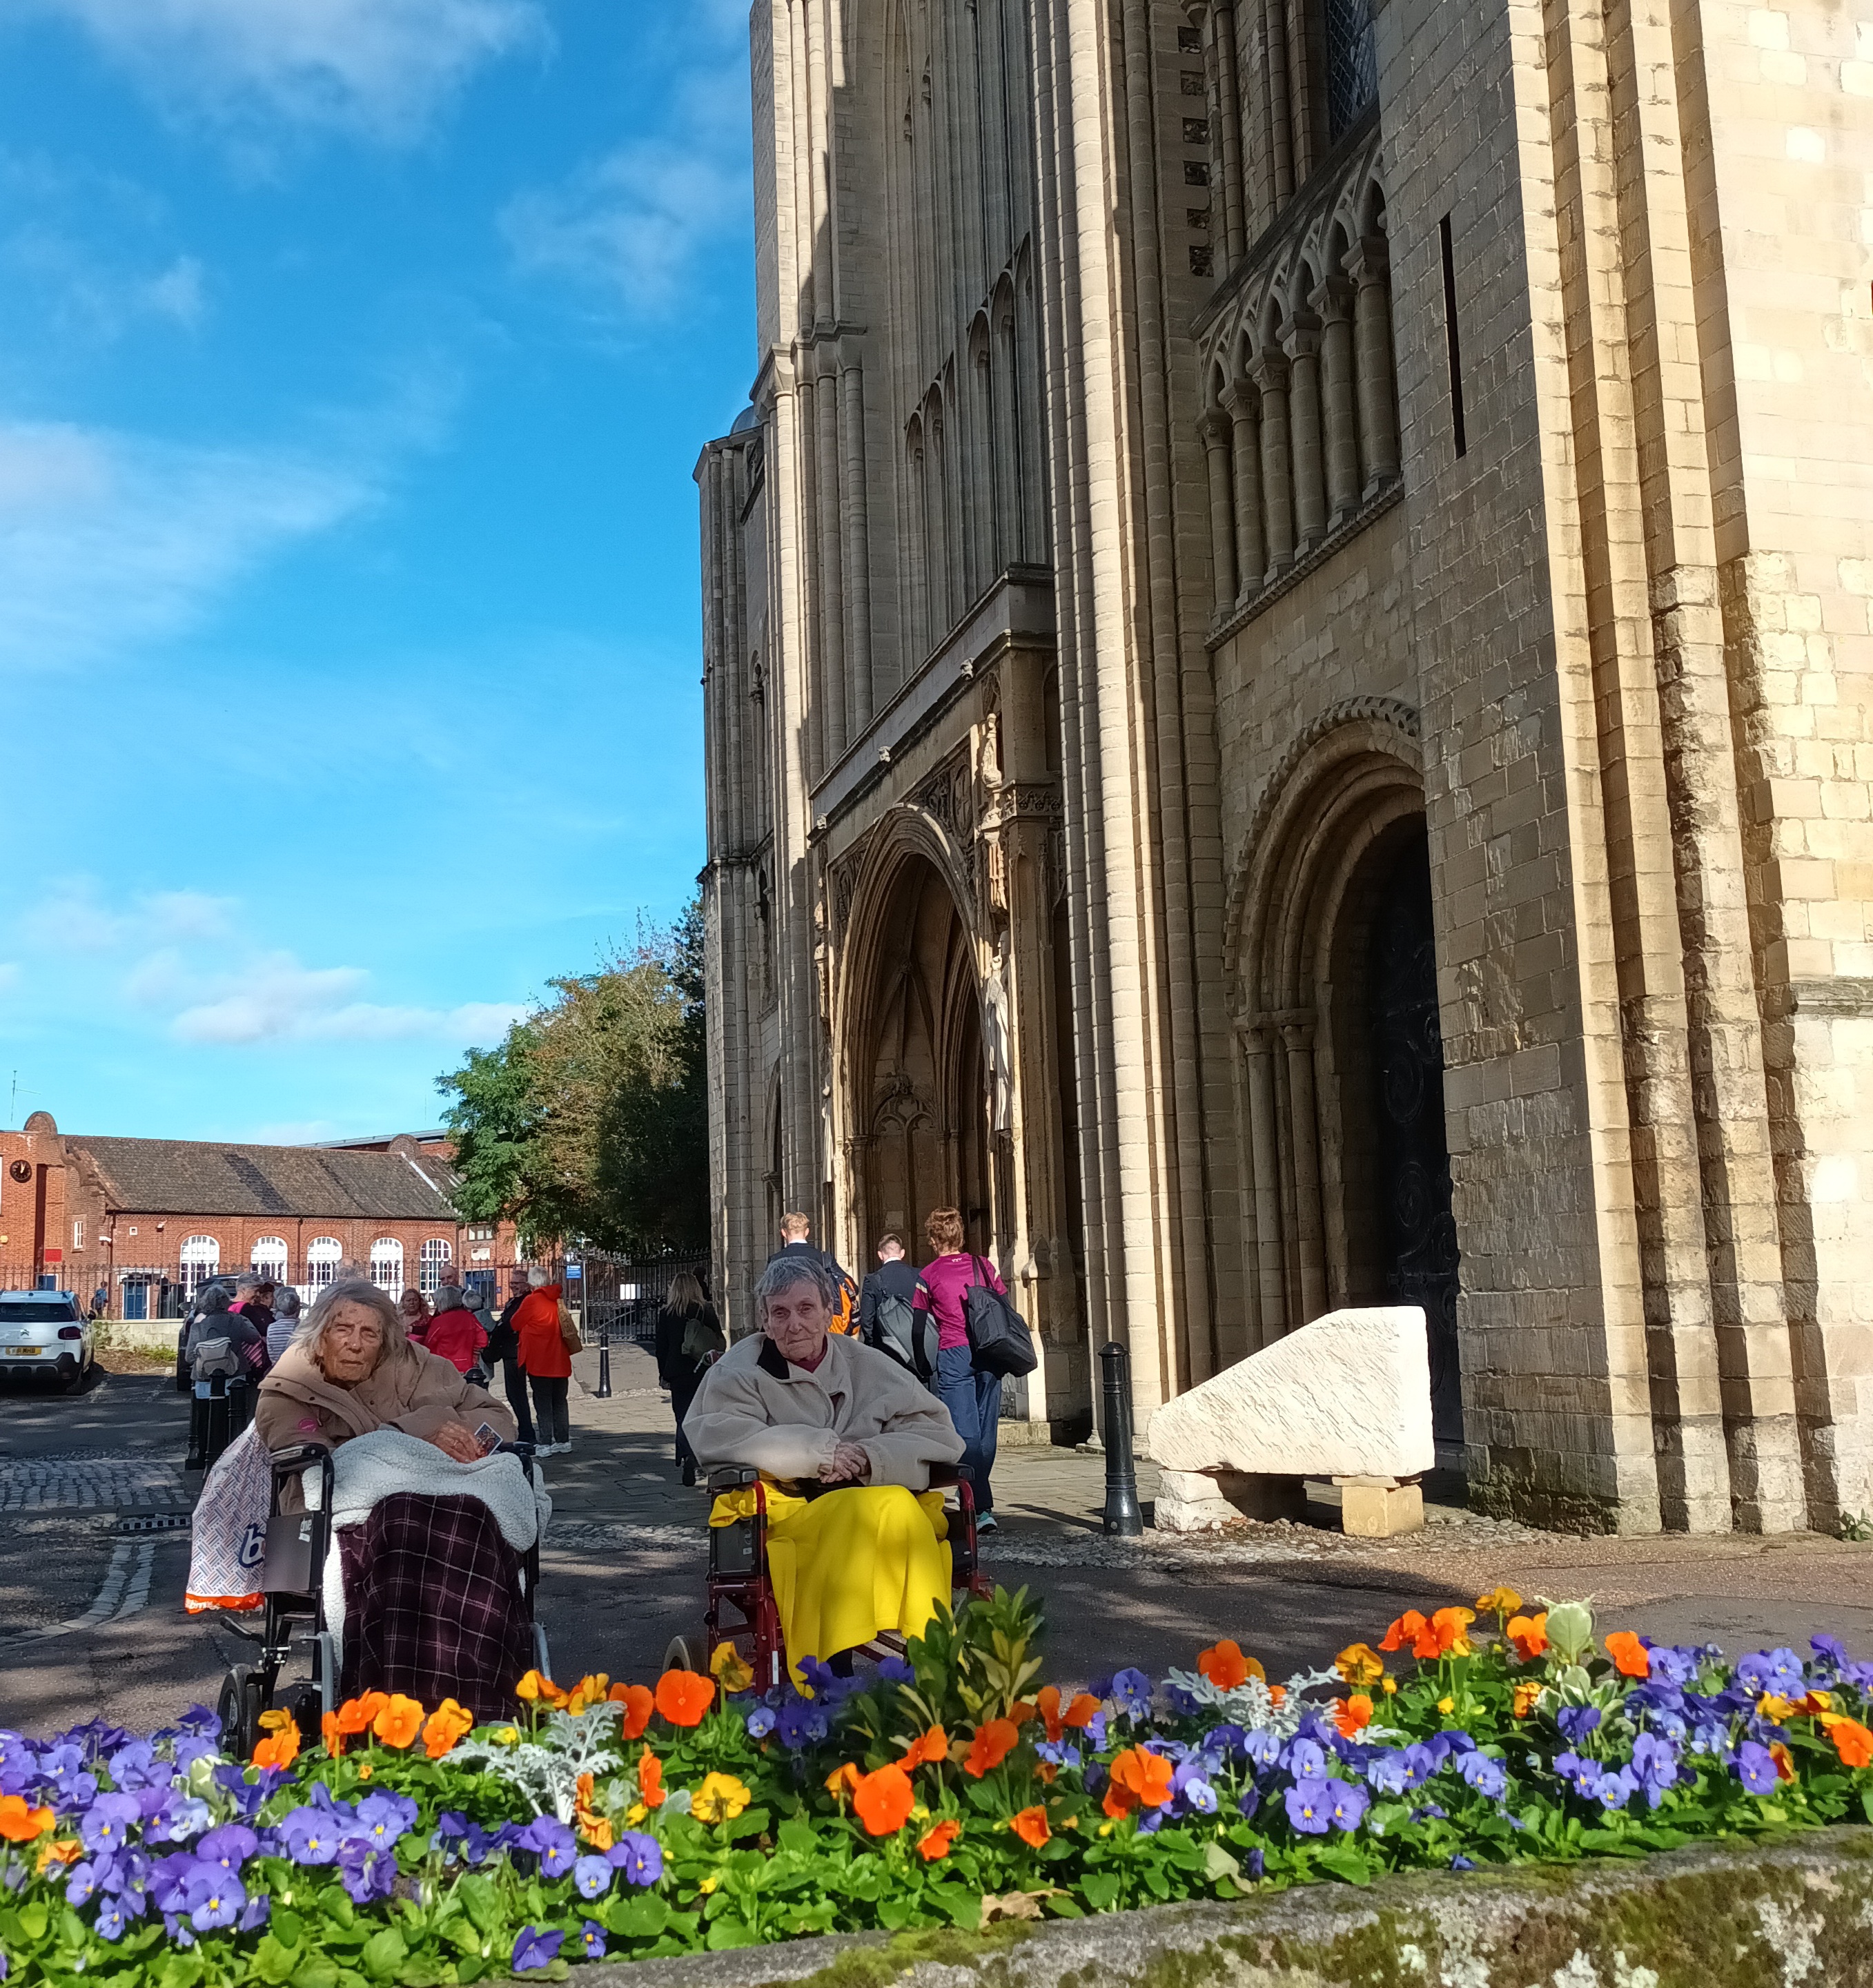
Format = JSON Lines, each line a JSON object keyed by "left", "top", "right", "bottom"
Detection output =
{"left": 512, "top": 1267, "right": 572, "bottom": 1454}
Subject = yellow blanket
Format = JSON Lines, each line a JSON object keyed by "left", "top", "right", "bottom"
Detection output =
{"left": 710, "top": 1482, "right": 950, "bottom": 1683}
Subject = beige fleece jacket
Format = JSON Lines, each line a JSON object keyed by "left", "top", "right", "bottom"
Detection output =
{"left": 683, "top": 1331, "right": 963, "bottom": 1490}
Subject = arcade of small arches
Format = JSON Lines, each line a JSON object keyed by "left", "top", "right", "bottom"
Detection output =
{"left": 1197, "top": 137, "right": 1401, "bottom": 628}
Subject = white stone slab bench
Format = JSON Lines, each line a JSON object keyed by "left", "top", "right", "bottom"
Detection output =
{"left": 1144, "top": 1306, "right": 1436, "bottom": 1536}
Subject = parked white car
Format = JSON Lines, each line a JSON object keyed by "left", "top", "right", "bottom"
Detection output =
{"left": 0, "top": 1290, "right": 96, "bottom": 1390}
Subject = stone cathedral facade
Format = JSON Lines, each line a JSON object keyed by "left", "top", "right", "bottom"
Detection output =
{"left": 696, "top": 0, "right": 1873, "bottom": 1532}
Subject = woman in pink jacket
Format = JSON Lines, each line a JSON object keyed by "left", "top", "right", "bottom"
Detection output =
{"left": 512, "top": 1267, "right": 573, "bottom": 1454}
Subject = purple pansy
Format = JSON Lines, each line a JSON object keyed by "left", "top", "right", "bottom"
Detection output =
{"left": 579, "top": 1920, "right": 609, "bottom": 1960}
{"left": 1555, "top": 1705, "right": 1601, "bottom": 1744}
{"left": 607, "top": 1831, "right": 664, "bottom": 1886}
{"left": 195, "top": 1824, "right": 257, "bottom": 1873}
{"left": 356, "top": 1792, "right": 418, "bottom": 1846}
{"left": 1734, "top": 1741, "right": 1778, "bottom": 1795}
{"left": 1736, "top": 1648, "right": 1805, "bottom": 1696}
{"left": 512, "top": 1927, "right": 565, "bottom": 1973}
{"left": 1326, "top": 1780, "right": 1371, "bottom": 1831}
{"left": 184, "top": 1867, "right": 246, "bottom": 1932}
{"left": 277, "top": 1806, "right": 344, "bottom": 1865}
{"left": 518, "top": 1815, "right": 578, "bottom": 1875}
{"left": 1110, "top": 1669, "right": 1154, "bottom": 1720}
{"left": 338, "top": 1840, "right": 397, "bottom": 1906}
{"left": 573, "top": 1853, "right": 613, "bottom": 1900}
{"left": 1284, "top": 1777, "right": 1333, "bottom": 1835}
{"left": 1457, "top": 1752, "right": 1507, "bottom": 1800}
{"left": 745, "top": 1706, "right": 778, "bottom": 1740}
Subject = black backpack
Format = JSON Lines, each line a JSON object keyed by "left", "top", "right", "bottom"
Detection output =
{"left": 865, "top": 1278, "right": 935, "bottom": 1382}
{"left": 962, "top": 1256, "right": 1038, "bottom": 1377}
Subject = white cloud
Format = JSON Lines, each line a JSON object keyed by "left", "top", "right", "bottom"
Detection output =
{"left": 17, "top": 0, "right": 545, "bottom": 144}
{"left": 501, "top": 69, "right": 749, "bottom": 318}
{"left": 141, "top": 254, "right": 205, "bottom": 327}
{"left": 170, "top": 955, "right": 522, "bottom": 1046}
{"left": 20, "top": 884, "right": 236, "bottom": 956}
{"left": 0, "top": 419, "right": 373, "bottom": 673}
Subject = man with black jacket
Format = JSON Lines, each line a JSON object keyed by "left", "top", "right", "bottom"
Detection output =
{"left": 857, "top": 1232, "right": 934, "bottom": 1383}
{"left": 766, "top": 1213, "right": 858, "bottom": 1332}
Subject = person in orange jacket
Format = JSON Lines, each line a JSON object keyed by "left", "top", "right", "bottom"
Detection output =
{"left": 512, "top": 1265, "right": 573, "bottom": 1454}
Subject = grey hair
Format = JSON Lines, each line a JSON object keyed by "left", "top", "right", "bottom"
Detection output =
{"left": 753, "top": 1254, "right": 832, "bottom": 1324}
{"left": 274, "top": 1286, "right": 302, "bottom": 1320}
{"left": 297, "top": 1277, "right": 406, "bottom": 1368}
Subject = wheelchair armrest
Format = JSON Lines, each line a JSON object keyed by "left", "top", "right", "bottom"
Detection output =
{"left": 267, "top": 1442, "right": 333, "bottom": 1472}
{"left": 707, "top": 1466, "right": 761, "bottom": 1493}
{"left": 928, "top": 1465, "right": 974, "bottom": 1488}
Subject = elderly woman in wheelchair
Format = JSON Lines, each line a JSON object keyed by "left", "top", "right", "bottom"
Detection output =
{"left": 683, "top": 1254, "right": 965, "bottom": 1684}
{"left": 226, "top": 1278, "right": 542, "bottom": 1736}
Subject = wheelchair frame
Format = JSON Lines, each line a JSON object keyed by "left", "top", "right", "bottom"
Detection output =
{"left": 216, "top": 1441, "right": 550, "bottom": 1760}
{"left": 692, "top": 1464, "right": 992, "bottom": 1691}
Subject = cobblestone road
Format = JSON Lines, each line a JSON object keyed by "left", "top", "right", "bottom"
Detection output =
{"left": 0, "top": 1450, "right": 190, "bottom": 1510}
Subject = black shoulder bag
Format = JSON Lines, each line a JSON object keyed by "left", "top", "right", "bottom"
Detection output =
{"left": 961, "top": 1256, "right": 1038, "bottom": 1378}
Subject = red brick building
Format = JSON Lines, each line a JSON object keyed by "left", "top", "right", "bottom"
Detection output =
{"left": 0, "top": 1115, "right": 525, "bottom": 1317}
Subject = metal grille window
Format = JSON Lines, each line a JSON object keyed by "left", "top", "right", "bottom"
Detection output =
{"left": 419, "top": 1238, "right": 453, "bottom": 1295}
{"left": 370, "top": 1238, "right": 404, "bottom": 1296}
{"left": 180, "top": 1234, "right": 220, "bottom": 1296}
{"left": 251, "top": 1236, "right": 288, "bottom": 1282}
{"left": 307, "top": 1238, "right": 342, "bottom": 1289}
{"left": 1324, "top": 0, "right": 1377, "bottom": 142}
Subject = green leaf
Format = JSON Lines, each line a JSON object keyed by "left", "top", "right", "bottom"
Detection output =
{"left": 1313, "top": 1846, "right": 1372, "bottom": 1885}
{"left": 877, "top": 1898, "right": 914, "bottom": 1931}
{"left": 455, "top": 1875, "right": 501, "bottom": 1938}
{"left": 254, "top": 1934, "right": 300, "bottom": 1987}
{"left": 1201, "top": 1842, "right": 1244, "bottom": 1887}
{"left": 291, "top": 1960, "right": 341, "bottom": 1988}
{"left": 604, "top": 1893, "right": 671, "bottom": 1941}
{"left": 360, "top": 1928, "right": 410, "bottom": 1982}
{"left": 19, "top": 1904, "right": 50, "bottom": 1942}
{"left": 1081, "top": 1873, "right": 1122, "bottom": 1913}
{"left": 727, "top": 1806, "right": 770, "bottom": 1842}
{"left": 776, "top": 1820, "right": 818, "bottom": 1856}
{"left": 274, "top": 1910, "right": 306, "bottom": 1951}
{"left": 158, "top": 1953, "right": 206, "bottom": 1988}
{"left": 705, "top": 1918, "right": 759, "bottom": 1950}
{"left": 927, "top": 1885, "right": 983, "bottom": 1929}
{"left": 1861, "top": 1786, "right": 1873, "bottom": 1826}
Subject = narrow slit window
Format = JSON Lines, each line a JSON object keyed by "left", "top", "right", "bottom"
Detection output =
{"left": 1440, "top": 213, "right": 1467, "bottom": 460}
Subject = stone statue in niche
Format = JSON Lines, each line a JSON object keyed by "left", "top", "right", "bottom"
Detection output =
{"left": 982, "top": 935, "right": 1013, "bottom": 1137}
{"left": 980, "top": 711, "right": 1003, "bottom": 790}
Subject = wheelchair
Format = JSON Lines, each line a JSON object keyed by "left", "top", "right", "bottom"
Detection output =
{"left": 666, "top": 1464, "right": 991, "bottom": 1690}
{"left": 215, "top": 1441, "right": 551, "bottom": 1759}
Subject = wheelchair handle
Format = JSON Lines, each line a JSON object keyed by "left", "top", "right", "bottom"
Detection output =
{"left": 707, "top": 1466, "right": 761, "bottom": 1492}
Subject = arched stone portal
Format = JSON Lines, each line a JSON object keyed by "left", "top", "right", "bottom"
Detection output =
{"left": 846, "top": 855, "right": 992, "bottom": 1263}
{"left": 1228, "top": 699, "right": 1462, "bottom": 1444}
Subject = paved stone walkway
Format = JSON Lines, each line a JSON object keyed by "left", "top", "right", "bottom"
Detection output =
{"left": 0, "top": 1450, "right": 190, "bottom": 1511}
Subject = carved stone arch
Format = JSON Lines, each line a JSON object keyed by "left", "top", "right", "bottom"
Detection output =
{"left": 991, "top": 271, "right": 1017, "bottom": 336}
{"left": 1222, "top": 698, "right": 1459, "bottom": 1445}
{"left": 1358, "top": 173, "right": 1388, "bottom": 239}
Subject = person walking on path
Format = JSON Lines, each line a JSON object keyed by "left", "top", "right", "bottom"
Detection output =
{"left": 513, "top": 1266, "right": 573, "bottom": 1454}
{"left": 654, "top": 1271, "right": 725, "bottom": 1485}
{"left": 858, "top": 1231, "right": 934, "bottom": 1383}
{"left": 425, "top": 1283, "right": 490, "bottom": 1376}
{"left": 912, "top": 1207, "right": 1006, "bottom": 1531}
{"left": 486, "top": 1274, "right": 536, "bottom": 1446}
{"left": 767, "top": 1212, "right": 859, "bottom": 1336}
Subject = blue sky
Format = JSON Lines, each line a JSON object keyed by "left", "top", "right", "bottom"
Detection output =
{"left": 0, "top": 0, "right": 754, "bottom": 1142}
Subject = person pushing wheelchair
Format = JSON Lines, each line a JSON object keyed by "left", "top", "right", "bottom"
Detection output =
{"left": 683, "top": 1254, "right": 963, "bottom": 1683}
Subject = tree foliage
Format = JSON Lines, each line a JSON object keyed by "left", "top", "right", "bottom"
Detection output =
{"left": 438, "top": 900, "right": 708, "bottom": 1256}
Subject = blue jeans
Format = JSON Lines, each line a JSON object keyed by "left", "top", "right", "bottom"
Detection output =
{"left": 934, "top": 1343, "right": 1001, "bottom": 1513}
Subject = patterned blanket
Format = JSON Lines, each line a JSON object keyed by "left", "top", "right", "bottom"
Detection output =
{"left": 335, "top": 1494, "right": 535, "bottom": 1722}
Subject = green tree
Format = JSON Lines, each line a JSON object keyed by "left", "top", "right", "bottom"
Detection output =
{"left": 437, "top": 900, "right": 709, "bottom": 1256}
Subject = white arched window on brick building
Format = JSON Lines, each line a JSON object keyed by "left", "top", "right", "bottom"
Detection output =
{"left": 418, "top": 1238, "right": 452, "bottom": 1295}
{"left": 180, "top": 1235, "right": 220, "bottom": 1296}
{"left": 306, "top": 1238, "right": 342, "bottom": 1291}
{"left": 369, "top": 1238, "right": 404, "bottom": 1296}
{"left": 251, "top": 1236, "right": 288, "bottom": 1283}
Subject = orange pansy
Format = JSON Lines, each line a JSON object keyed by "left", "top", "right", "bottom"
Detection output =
{"left": 565, "top": 1674, "right": 611, "bottom": 1717}
{"left": 1379, "top": 1610, "right": 1439, "bottom": 1659}
{"left": 1506, "top": 1613, "right": 1549, "bottom": 1662}
{"left": 373, "top": 1695, "right": 425, "bottom": 1750}
{"left": 917, "top": 1818, "right": 960, "bottom": 1862}
{"left": 897, "top": 1724, "right": 950, "bottom": 1770}
{"left": 654, "top": 1669, "right": 715, "bottom": 1728}
{"left": 321, "top": 1711, "right": 345, "bottom": 1757}
{"left": 853, "top": 1764, "right": 916, "bottom": 1836}
{"left": 1769, "top": 1740, "right": 1798, "bottom": 1783}
{"left": 1332, "top": 1695, "right": 1373, "bottom": 1740}
{"left": 1034, "top": 1686, "right": 1064, "bottom": 1742}
{"left": 0, "top": 1796, "right": 55, "bottom": 1843}
{"left": 1335, "top": 1643, "right": 1385, "bottom": 1688}
{"left": 1010, "top": 1806, "right": 1050, "bottom": 1849}
{"left": 1604, "top": 1631, "right": 1651, "bottom": 1679}
{"left": 37, "top": 1840, "right": 84, "bottom": 1873}
{"left": 1061, "top": 1693, "right": 1101, "bottom": 1729}
{"left": 1102, "top": 1744, "right": 1175, "bottom": 1818}
{"left": 422, "top": 1699, "right": 474, "bottom": 1760}
{"left": 1830, "top": 1718, "right": 1873, "bottom": 1768}
{"left": 252, "top": 1719, "right": 301, "bottom": 1771}
{"left": 638, "top": 1748, "right": 665, "bottom": 1806}
{"left": 1430, "top": 1608, "right": 1475, "bottom": 1657}
{"left": 825, "top": 1762, "right": 862, "bottom": 1800}
{"left": 963, "top": 1718, "right": 1019, "bottom": 1778}
{"left": 1512, "top": 1680, "right": 1545, "bottom": 1719}
{"left": 333, "top": 1697, "right": 376, "bottom": 1737}
{"left": 1196, "top": 1639, "right": 1262, "bottom": 1690}
{"left": 609, "top": 1682, "right": 655, "bottom": 1740}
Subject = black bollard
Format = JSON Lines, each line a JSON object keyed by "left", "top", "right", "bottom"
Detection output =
{"left": 1099, "top": 1341, "right": 1144, "bottom": 1536}
{"left": 596, "top": 1313, "right": 613, "bottom": 1400}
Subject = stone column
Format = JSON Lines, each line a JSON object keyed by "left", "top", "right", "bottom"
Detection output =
{"left": 1280, "top": 1019, "right": 1327, "bottom": 1322}
{"left": 1200, "top": 407, "right": 1237, "bottom": 614}
{"left": 1345, "top": 235, "right": 1399, "bottom": 495}
{"left": 907, "top": 436, "right": 929, "bottom": 665}
{"left": 839, "top": 348, "right": 873, "bottom": 737}
{"left": 814, "top": 347, "right": 847, "bottom": 763}
{"left": 1209, "top": 2, "right": 1248, "bottom": 269}
{"left": 1313, "top": 273, "right": 1360, "bottom": 525}
{"left": 1251, "top": 348, "right": 1295, "bottom": 580}
{"left": 1222, "top": 375, "right": 1265, "bottom": 605}
{"left": 1282, "top": 310, "right": 1326, "bottom": 553}
{"left": 1241, "top": 1022, "right": 1286, "bottom": 1343}
{"left": 795, "top": 367, "right": 824, "bottom": 781}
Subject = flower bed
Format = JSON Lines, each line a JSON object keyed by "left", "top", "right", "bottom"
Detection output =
{"left": 6, "top": 1588, "right": 1873, "bottom": 1986}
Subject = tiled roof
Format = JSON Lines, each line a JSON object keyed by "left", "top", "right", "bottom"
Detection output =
{"left": 73, "top": 1138, "right": 459, "bottom": 1222}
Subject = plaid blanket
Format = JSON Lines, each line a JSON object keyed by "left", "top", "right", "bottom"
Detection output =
{"left": 335, "top": 1494, "right": 534, "bottom": 1721}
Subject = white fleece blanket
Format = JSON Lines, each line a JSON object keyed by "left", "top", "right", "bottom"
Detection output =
{"left": 306, "top": 1428, "right": 550, "bottom": 1673}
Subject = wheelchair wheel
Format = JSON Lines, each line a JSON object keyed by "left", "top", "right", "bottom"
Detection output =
{"left": 217, "top": 1664, "right": 265, "bottom": 1762}
{"left": 663, "top": 1635, "right": 698, "bottom": 1673}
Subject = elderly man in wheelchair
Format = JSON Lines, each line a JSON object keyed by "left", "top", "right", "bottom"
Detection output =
{"left": 683, "top": 1254, "right": 967, "bottom": 1686}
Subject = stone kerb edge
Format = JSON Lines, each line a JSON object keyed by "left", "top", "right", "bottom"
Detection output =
{"left": 581, "top": 1826, "right": 1873, "bottom": 1988}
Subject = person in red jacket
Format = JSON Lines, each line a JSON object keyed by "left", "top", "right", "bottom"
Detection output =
{"left": 424, "top": 1285, "right": 489, "bottom": 1376}
{"left": 513, "top": 1266, "right": 573, "bottom": 1454}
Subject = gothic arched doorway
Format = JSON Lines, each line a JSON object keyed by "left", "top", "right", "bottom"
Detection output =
{"left": 848, "top": 856, "right": 991, "bottom": 1264}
